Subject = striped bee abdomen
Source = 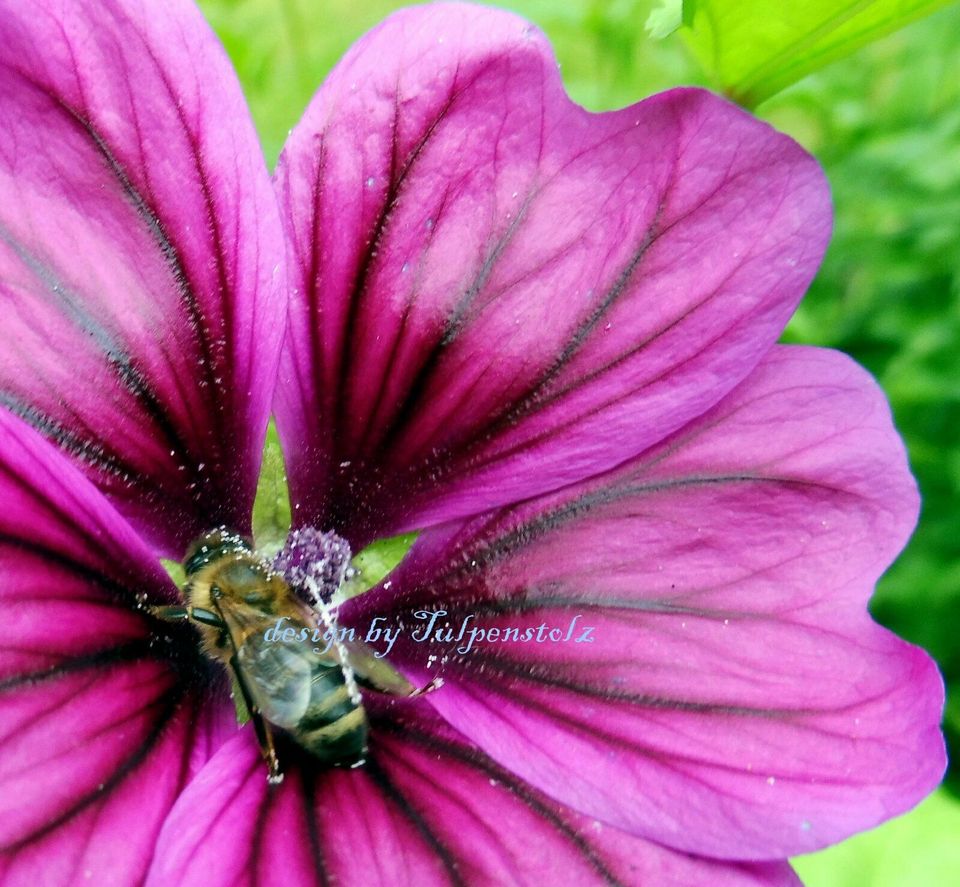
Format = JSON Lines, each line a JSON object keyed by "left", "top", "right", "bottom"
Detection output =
{"left": 297, "top": 663, "right": 368, "bottom": 766}
{"left": 231, "top": 623, "right": 369, "bottom": 768}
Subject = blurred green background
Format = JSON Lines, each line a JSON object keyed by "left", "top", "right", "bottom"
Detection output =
{"left": 196, "top": 1, "right": 960, "bottom": 881}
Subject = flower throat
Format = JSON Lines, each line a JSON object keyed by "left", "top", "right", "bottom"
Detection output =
{"left": 149, "top": 526, "right": 437, "bottom": 782}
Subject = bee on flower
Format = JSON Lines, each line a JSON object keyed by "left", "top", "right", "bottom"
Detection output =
{"left": 0, "top": 1, "right": 944, "bottom": 885}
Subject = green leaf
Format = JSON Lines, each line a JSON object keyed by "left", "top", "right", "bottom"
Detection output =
{"left": 229, "top": 673, "right": 252, "bottom": 725}
{"left": 792, "top": 790, "right": 960, "bottom": 885}
{"left": 160, "top": 558, "right": 186, "bottom": 588}
{"left": 251, "top": 419, "right": 291, "bottom": 553}
{"left": 343, "top": 532, "right": 419, "bottom": 599}
{"left": 646, "top": 0, "right": 683, "bottom": 39}
{"left": 681, "top": 0, "right": 957, "bottom": 106}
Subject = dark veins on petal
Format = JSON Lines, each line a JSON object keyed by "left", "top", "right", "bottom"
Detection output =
{"left": 0, "top": 631, "right": 215, "bottom": 857}
{"left": 1, "top": 654, "right": 181, "bottom": 849}
{"left": 0, "top": 60, "right": 235, "bottom": 531}
{"left": 446, "top": 161, "right": 787, "bottom": 475}
{"left": 297, "top": 777, "right": 328, "bottom": 886}
{"left": 325, "top": 71, "right": 473, "bottom": 475}
{"left": 358, "top": 465, "right": 869, "bottom": 725}
{"left": 0, "top": 481, "right": 216, "bottom": 863}
{"left": 359, "top": 756, "right": 467, "bottom": 886}
{"left": 0, "top": 218, "right": 190, "bottom": 472}
{"left": 420, "top": 473, "right": 839, "bottom": 583}
{"left": 376, "top": 719, "right": 624, "bottom": 885}
{"left": 314, "top": 89, "right": 678, "bottom": 539}
{"left": 235, "top": 716, "right": 627, "bottom": 887}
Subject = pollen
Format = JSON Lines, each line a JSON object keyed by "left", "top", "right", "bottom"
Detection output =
{"left": 272, "top": 526, "right": 353, "bottom": 607}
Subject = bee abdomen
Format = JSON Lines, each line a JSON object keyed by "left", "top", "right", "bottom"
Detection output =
{"left": 297, "top": 707, "right": 368, "bottom": 766}
{"left": 294, "top": 667, "right": 368, "bottom": 766}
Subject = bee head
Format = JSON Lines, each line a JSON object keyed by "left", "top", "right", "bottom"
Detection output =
{"left": 212, "top": 559, "right": 284, "bottom": 613}
{"left": 184, "top": 528, "right": 252, "bottom": 577}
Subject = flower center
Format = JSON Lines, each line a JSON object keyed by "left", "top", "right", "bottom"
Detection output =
{"left": 272, "top": 526, "right": 353, "bottom": 607}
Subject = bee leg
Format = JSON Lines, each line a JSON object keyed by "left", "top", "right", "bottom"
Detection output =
{"left": 342, "top": 638, "right": 444, "bottom": 698}
{"left": 228, "top": 653, "right": 283, "bottom": 784}
{"left": 250, "top": 711, "right": 283, "bottom": 786}
{"left": 148, "top": 604, "right": 225, "bottom": 629}
{"left": 354, "top": 669, "right": 444, "bottom": 698}
{"left": 406, "top": 676, "right": 444, "bottom": 697}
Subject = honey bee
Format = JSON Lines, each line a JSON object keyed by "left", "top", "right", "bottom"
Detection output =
{"left": 150, "top": 529, "right": 435, "bottom": 781}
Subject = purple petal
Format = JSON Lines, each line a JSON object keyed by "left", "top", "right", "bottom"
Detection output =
{"left": 0, "top": 410, "right": 233, "bottom": 881}
{"left": 148, "top": 716, "right": 798, "bottom": 887}
{"left": 0, "top": 0, "right": 286, "bottom": 556}
{"left": 344, "top": 346, "right": 945, "bottom": 859}
{"left": 274, "top": 4, "right": 830, "bottom": 544}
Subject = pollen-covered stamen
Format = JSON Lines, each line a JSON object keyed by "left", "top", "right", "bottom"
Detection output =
{"left": 272, "top": 526, "right": 353, "bottom": 607}
{"left": 273, "top": 527, "right": 364, "bottom": 709}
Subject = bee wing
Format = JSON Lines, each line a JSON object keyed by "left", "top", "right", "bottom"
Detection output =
{"left": 216, "top": 600, "right": 319, "bottom": 729}
{"left": 235, "top": 634, "right": 314, "bottom": 729}
{"left": 299, "top": 597, "right": 418, "bottom": 696}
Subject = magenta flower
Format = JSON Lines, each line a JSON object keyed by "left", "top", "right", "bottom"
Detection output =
{"left": 0, "top": 1, "right": 945, "bottom": 885}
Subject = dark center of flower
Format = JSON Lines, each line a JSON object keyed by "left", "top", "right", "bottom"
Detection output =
{"left": 151, "top": 517, "right": 430, "bottom": 780}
